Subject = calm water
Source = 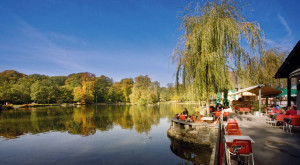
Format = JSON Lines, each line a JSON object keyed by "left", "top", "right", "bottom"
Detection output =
{"left": 0, "top": 104, "right": 211, "bottom": 165}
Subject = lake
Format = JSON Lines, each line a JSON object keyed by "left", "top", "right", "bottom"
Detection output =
{"left": 0, "top": 104, "right": 211, "bottom": 165}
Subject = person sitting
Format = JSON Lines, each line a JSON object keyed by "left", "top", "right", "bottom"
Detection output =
{"left": 279, "top": 108, "right": 285, "bottom": 114}
{"left": 285, "top": 107, "right": 297, "bottom": 115}
{"left": 182, "top": 108, "right": 189, "bottom": 116}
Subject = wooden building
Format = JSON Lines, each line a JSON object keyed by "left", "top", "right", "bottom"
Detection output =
{"left": 274, "top": 40, "right": 300, "bottom": 109}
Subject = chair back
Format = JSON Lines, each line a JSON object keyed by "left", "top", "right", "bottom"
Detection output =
{"left": 291, "top": 118, "right": 300, "bottom": 126}
{"left": 227, "top": 123, "right": 239, "bottom": 131}
{"left": 239, "top": 108, "right": 244, "bottom": 112}
{"left": 244, "top": 108, "right": 250, "bottom": 112}
{"left": 230, "top": 139, "right": 252, "bottom": 154}
{"left": 227, "top": 118, "right": 237, "bottom": 124}
{"left": 214, "top": 111, "right": 221, "bottom": 117}
{"left": 275, "top": 114, "right": 285, "bottom": 121}
{"left": 179, "top": 114, "right": 186, "bottom": 120}
{"left": 291, "top": 115, "right": 300, "bottom": 118}
{"left": 223, "top": 112, "right": 229, "bottom": 117}
{"left": 227, "top": 129, "right": 242, "bottom": 136}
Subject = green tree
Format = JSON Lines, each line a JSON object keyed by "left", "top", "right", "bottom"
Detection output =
{"left": 174, "top": 0, "right": 264, "bottom": 114}
{"left": 120, "top": 78, "right": 134, "bottom": 102}
{"left": 57, "top": 86, "right": 73, "bottom": 103}
{"left": 241, "top": 48, "right": 286, "bottom": 88}
{"left": 94, "top": 75, "right": 113, "bottom": 103}
{"left": 130, "top": 75, "right": 159, "bottom": 105}
{"left": 49, "top": 76, "right": 68, "bottom": 86}
{"left": 30, "top": 79, "right": 58, "bottom": 104}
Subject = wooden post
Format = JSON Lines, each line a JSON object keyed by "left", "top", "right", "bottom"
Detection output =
{"left": 287, "top": 78, "right": 291, "bottom": 107}
{"left": 259, "top": 86, "right": 262, "bottom": 115}
{"left": 297, "top": 75, "right": 300, "bottom": 109}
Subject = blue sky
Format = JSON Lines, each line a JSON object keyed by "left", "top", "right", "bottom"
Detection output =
{"left": 0, "top": 0, "right": 299, "bottom": 86}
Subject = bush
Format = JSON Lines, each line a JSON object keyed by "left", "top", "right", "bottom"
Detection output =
{"left": 253, "top": 100, "right": 266, "bottom": 111}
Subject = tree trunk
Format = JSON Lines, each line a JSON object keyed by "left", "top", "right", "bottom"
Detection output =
{"left": 206, "top": 93, "right": 210, "bottom": 116}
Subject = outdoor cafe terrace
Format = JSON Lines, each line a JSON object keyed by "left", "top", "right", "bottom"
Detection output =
{"left": 227, "top": 112, "right": 300, "bottom": 165}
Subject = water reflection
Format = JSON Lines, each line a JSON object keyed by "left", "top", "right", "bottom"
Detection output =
{"left": 0, "top": 104, "right": 211, "bottom": 165}
{"left": 169, "top": 138, "right": 212, "bottom": 165}
{"left": 0, "top": 104, "right": 201, "bottom": 139}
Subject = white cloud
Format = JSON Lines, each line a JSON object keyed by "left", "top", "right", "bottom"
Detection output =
{"left": 265, "top": 14, "right": 294, "bottom": 52}
{"left": 277, "top": 14, "right": 292, "bottom": 36}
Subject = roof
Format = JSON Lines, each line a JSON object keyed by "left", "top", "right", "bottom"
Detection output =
{"left": 274, "top": 40, "right": 300, "bottom": 78}
{"left": 229, "top": 84, "right": 282, "bottom": 97}
{"left": 289, "top": 68, "right": 300, "bottom": 78}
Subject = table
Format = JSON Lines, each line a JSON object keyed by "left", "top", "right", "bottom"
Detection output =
{"left": 224, "top": 135, "right": 255, "bottom": 165}
{"left": 224, "top": 135, "right": 255, "bottom": 143}
{"left": 201, "top": 117, "right": 213, "bottom": 121}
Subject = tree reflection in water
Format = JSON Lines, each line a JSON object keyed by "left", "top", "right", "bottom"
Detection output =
{"left": 169, "top": 138, "right": 212, "bottom": 165}
{"left": 0, "top": 105, "right": 168, "bottom": 139}
{"left": 0, "top": 104, "right": 202, "bottom": 139}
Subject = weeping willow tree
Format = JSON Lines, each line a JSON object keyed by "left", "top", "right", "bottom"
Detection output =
{"left": 173, "top": 0, "right": 264, "bottom": 115}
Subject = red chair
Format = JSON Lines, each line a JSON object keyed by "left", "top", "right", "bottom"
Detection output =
{"left": 244, "top": 108, "right": 250, "bottom": 113}
{"left": 214, "top": 111, "right": 221, "bottom": 117}
{"left": 226, "top": 123, "right": 239, "bottom": 134}
{"left": 227, "top": 123, "right": 239, "bottom": 130}
{"left": 284, "top": 117, "right": 300, "bottom": 133}
{"left": 227, "top": 129, "right": 242, "bottom": 136}
{"left": 239, "top": 108, "right": 244, "bottom": 113}
{"left": 223, "top": 112, "right": 230, "bottom": 118}
{"left": 179, "top": 114, "right": 186, "bottom": 121}
{"left": 226, "top": 140, "right": 254, "bottom": 165}
{"left": 267, "top": 114, "right": 285, "bottom": 126}
{"left": 192, "top": 115, "right": 203, "bottom": 123}
{"left": 214, "top": 111, "right": 221, "bottom": 120}
{"left": 227, "top": 118, "right": 237, "bottom": 124}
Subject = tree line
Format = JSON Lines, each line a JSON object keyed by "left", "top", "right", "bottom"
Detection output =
{"left": 0, "top": 70, "right": 182, "bottom": 105}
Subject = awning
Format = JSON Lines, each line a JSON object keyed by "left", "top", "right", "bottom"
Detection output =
{"left": 229, "top": 84, "right": 282, "bottom": 97}
{"left": 289, "top": 68, "right": 300, "bottom": 78}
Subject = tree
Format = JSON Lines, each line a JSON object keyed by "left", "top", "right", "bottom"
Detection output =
{"left": 30, "top": 79, "right": 58, "bottom": 104}
{"left": 120, "top": 78, "right": 134, "bottom": 102}
{"left": 94, "top": 75, "right": 113, "bottom": 103}
{"left": 57, "top": 86, "right": 73, "bottom": 103}
{"left": 173, "top": 0, "right": 264, "bottom": 115}
{"left": 130, "top": 75, "right": 159, "bottom": 105}
{"left": 241, "top": 48, "right": 286, "bottom": 88}
{"left": 0, "top": 70, "right": 25, "bottom": 83}
{"left": 72, "top": 72, "right": 95, "bottom": 104}
{"left": 49, "top": 76, "right": 68, "bottom": 86}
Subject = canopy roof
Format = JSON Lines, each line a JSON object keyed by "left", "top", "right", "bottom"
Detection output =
{"left": 229, "top": 84, "right": 282, "bottom": 97}
{"left": 275, "top": 40, "right": 300, "bottom": 78}
{"left": 289, "top": 68, "right": 300, "bottom": 78}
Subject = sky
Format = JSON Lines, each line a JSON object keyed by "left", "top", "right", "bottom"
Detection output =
{"left": 0, "top": 0, "right": 299, "bottom": 87}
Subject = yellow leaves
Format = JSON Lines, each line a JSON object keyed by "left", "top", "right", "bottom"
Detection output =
{"left": 174, "top": 0, "right": 264, "bottom": 99}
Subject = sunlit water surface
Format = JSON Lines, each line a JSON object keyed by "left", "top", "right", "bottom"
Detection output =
{"left": 0, "top": 104, "right": 211, "bottom": 165}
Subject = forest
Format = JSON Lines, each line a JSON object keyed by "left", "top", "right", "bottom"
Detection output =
{"left": 0, "top": 70, "right": 177, "bottom": 105}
